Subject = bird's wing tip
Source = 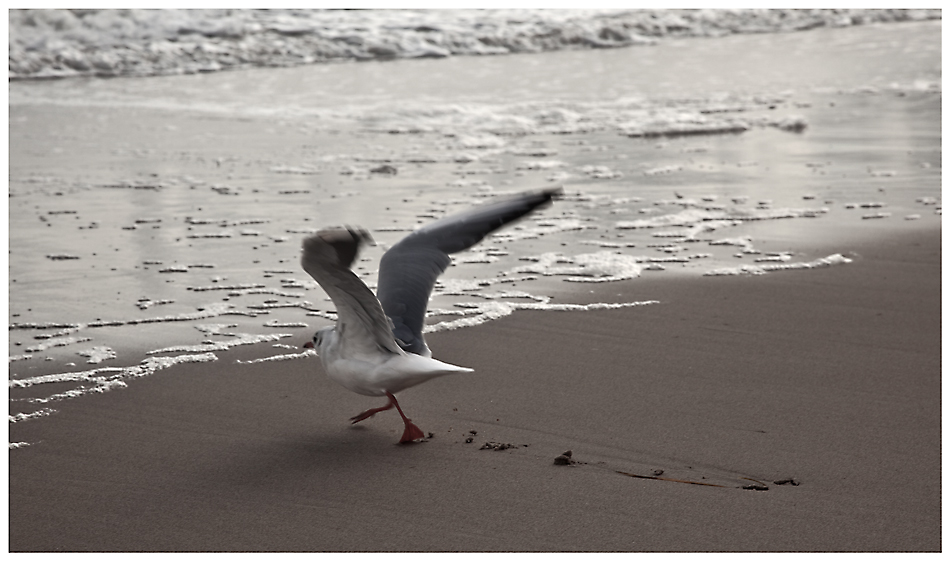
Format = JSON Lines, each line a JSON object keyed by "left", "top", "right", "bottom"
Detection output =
{"left": 345, "top": 225, "right": 375, "bottom": 246}
{"left": 302, "top": 226, "right": 374, "bottom": 270}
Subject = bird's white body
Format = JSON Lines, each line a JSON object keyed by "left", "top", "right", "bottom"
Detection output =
{"left": 313, "top": 326, "right": 472, "bottom": 397}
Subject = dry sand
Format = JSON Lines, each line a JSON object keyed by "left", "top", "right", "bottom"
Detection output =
{"left": 8, "top": 226, "right": 939, "bottom": 552}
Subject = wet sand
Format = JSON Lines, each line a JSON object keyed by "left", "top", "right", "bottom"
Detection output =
{"left": 8, "top": 226, "right": 940, "bottom": 552}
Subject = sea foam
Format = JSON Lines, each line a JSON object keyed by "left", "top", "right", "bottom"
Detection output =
{"left": 10, "top": 9, "right": 939, "bottom": 80}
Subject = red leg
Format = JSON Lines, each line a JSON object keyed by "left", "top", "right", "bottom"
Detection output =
{"left": 387, "top": 391, "right": 425, "bottom": 444}
{"left": 350, "top": 398, "right": 394, "bottom": 424}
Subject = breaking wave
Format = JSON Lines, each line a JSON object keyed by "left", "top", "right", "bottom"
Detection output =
{"left": 10, "top": 8, "right": 940, "bottom": 80}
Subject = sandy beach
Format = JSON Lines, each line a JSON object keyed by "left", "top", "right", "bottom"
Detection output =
{"left": 9, "top": 226, "right": 940, "bottom": 551}
{"left": 8, "top": 11, "right": 942, "bottom": 553}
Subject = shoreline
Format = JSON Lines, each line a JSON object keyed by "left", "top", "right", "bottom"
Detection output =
{"left": 9, "top": 225, "right": 940, "bottom": 551}
{"left": 8, "top": 21, "right": 941, "bottom": 379}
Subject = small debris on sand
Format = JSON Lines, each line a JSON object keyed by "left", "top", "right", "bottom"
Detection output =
{"left": 773, "top": 478, "right": 801, "bottom": 486}
{"left": 553, "top": 450, "right": 574, "bottom": 465}
{"left": 480, "top": 441, "right": 515, "bottom": 451}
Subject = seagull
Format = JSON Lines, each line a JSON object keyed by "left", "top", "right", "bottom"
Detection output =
{"left": 301, "top": 188, "right": 561, "bottom": 443}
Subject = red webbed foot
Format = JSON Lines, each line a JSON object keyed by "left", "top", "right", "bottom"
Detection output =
{"left": 387, "top": 391, "right": 425, "bottom": 444}
{"left": 399, "top": 420, "right": 426, "bottom": 444}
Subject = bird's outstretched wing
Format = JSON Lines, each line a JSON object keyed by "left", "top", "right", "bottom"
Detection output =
{"left": 377, "top": 188, "right": 562, "bottom": 356}
{"left": 301, "top": 227, "right": 404, "bottom": 356}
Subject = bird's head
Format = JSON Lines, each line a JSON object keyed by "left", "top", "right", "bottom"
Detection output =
{"left": 303, "top": 326, "right": 334, "bottom": 352}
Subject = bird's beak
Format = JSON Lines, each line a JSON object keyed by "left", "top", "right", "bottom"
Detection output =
{"left": 303, "top": 341, "right": 314, "bottom": 349}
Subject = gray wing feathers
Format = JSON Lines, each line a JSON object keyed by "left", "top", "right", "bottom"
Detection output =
{"left": 301, "top": 228, "right": 404, "bottom": 356}
{"left": 377, "top": 188, "right": 561, "bottom": 355}
{"left": 377, "top": 246, "right": 450, "bottom": 355}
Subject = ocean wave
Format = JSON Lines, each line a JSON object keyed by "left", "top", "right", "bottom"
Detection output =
{"left": 9, "top": 8, "right": 940, "bottom": 80}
